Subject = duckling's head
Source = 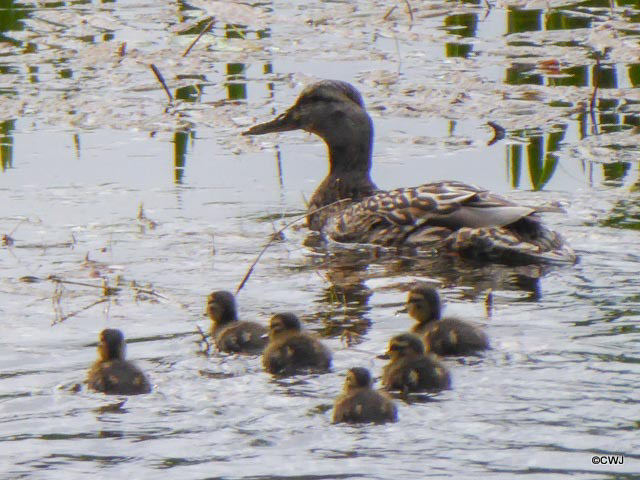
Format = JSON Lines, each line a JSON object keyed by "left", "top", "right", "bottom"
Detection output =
{"left": 386, "top": 333, "right": 425, "bottom": 361}
{"left": 344, "top": 367, "right": 373, "bottom": 392}
{"left": 407, "top": 284, "right": 441, "bottom": 324}
{"left": 268, "top": 312, "right": 302, "bottom": 339}
{"left": 98, "top": 328, "right": 126, "bottom": 362}
{"left": 206, "top": 290, "right": 238, "bottom": 326}
{"left": 244, "top": 80, "right": 373, "bottom": 161}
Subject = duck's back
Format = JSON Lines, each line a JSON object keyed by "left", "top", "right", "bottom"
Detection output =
{"left": 382, "top": 355, "right": 451, "bottom": 393}
{"left": 332, "top": 389, "right": 397, "bottom": 424}
{"left": 323, "top": 180, "right": 576, "bottom": 264}
{"left": 263, "top": 334, "right": 331, "bottom": 375}
{"left": 215, "top": 321, "right": 268, "bottom": 354}
{"left": 424, "top": 318, "right": 489, "bottom": 356}
{"left": 87, "top": 359, "right": 151, "bottom": 395}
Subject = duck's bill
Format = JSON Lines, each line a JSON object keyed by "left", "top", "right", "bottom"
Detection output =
{"left": 243, "top": 111, "right": 299, "bottom": 135}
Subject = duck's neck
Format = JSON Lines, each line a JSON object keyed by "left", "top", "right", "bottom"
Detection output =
{"left": 307, "top": 122, "right": 378, "bottom": 230}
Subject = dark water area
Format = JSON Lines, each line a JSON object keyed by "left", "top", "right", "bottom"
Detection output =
{"left": 0, "top": 0, "right": 639, "bottom": 478}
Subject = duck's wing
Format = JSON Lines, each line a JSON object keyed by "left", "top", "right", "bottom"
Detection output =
{"left": 326, "top": 181, "right": 536, "bottom": 246}
{"left": 324, "top": 180, "right": 577, "bottom": 264}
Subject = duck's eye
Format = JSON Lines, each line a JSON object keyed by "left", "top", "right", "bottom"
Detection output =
{"left": 300, "top": 94, "right": 326, "bottom": 105}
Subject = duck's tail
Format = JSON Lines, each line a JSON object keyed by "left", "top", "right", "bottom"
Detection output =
{"left": 445, "top": 215, "right": 577, "bottom": 265}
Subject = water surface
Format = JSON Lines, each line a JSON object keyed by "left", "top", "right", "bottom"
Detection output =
{"left": 1, "top": 0, "right": 639, "bottom": 478}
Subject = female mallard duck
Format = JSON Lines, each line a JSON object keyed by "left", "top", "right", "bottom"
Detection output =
{"left": 262, "top": 312, "right": 332, "bottom": 375}
{"left": 332, "top": 367, "right": 398, "bottom": 424}
{"left": 86, "top": 329, "right": 152, "bottom": 395}
{"left": 207, "top": 290, "right": 268, "bottom": 354}
{"left": 408, "top": 285, "right": 489, "bottom": 356}
{"left": 381, "top": 333, "right": 451, "bottom": 394}
{"left": 244, "top": 80, "right": 576, "bottom": 265}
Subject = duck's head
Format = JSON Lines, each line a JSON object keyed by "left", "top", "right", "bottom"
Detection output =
{"left": 386, "top": 333, "right": 425, "bottom": 361}
{"left": 343, "top": 367, "right": 373, "bottom": 392}
{"left": 407, "top": 284, "right": 442, "bottom": 324}
{"left": 98, "top": 328, "right": 126, "bottom": 361}
{"left": 268, "top": 312, "right": 302, "bottom": 340}
{"left": 206, "top": 290, "right": 238, "bottom": 326}
{"left": 244, "top": 80, "right": 373, "bottom": 164}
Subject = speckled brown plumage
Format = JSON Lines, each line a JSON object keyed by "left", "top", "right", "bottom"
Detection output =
{"left": 408, "top": 285, "right": 489, "bottom": 356}
{"left": 86, "top": 329, "right": 151, "bottom": 395}
{"left": 381, "top": 333, "right": 451, "bottom": 394}
{"left": 207, "top": 290, "right": 268, "bottom": 354}
{"left": 262, "top": 313, "right": 332, "bottom": 375}
{"left": 244, "top": 80, "right": 576, "bottom": 265}
{"left": 332, "top": 367, "right": 397, "bottom": 424}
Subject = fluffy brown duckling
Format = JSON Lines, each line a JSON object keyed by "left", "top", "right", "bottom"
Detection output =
{"left": 332, "top": 367, "right": 397, "bottom": 424}
{"left": 381, "top": 333, "right": 451, "bottom": 394}
{"left": 407, "top": 285, "right": 489, "bottom": 356}
{"left": 262, "top": 313, "right": 332, "bottom": 375}
{"left": 207, "top": 290, "right": 268, "bottom": 355}
{"left": 86, "top": 328, "right": 152, "bottom": 395}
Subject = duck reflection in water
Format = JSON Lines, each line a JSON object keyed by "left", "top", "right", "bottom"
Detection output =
{"left": 309, "top": 254, "right": 374, "bottom": 345}
{"left": 87, "top": 329, "right": 151, "bottom": 395}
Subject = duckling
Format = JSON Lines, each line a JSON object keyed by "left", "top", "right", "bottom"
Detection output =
{"left": 332, "top": 367, "right": 398, "bottom": 424}
{"left": 244, "top": 80, "right": 576, "bottom": 265}
{"left": 207, "top": 290, "right": 268, "bottom": 354}
{"left": 407, "top": 285, "right": 489, "bottom": 356}
{"left": 381, "top": 333, "right": 451, "bottom": 394}
{"left": 262, "top": 313, "right": 332, "bottom": 375}
{"left": 86, "top": 328, "right": 151, "bottom": 395}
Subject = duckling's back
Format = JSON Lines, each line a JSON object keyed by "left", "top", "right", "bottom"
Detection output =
{"left": 263, "top": 333, "right": 331, "bottom": 375}
{"left": 215, "top": 321, "right": 268, "bottom": 354}
{"left": 332, "top": 389, "right": 397, "bottom": 424}
{"left": 423, "top": 318, "right": 489, "bottom": 356}
{"left": 87, "top": 359, "right": 151, "bottom": 395}
{"left": 382, "top": 355, "right": 451, "bottom": 393}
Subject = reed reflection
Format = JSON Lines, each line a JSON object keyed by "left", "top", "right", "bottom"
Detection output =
{"left": 600, "top": 180, "right": 640, "bottom": 230}
{"left": 576, "top": 96, "right": 639, "bottom": 140}
{"left": 444, "top": 12, "right": 477, "bottom": 59}
{"left": 166, "top": 15, "right": 273, "bottom": 184}
{"left": 629, "top": 64, "right": 640, "bottom": 87}
{"left": 507, "top": 7, "right": 541, "bottom": 35}
{"left": 226, "top": 63, "right": 247, "bottom": 101}
{"left": 172, "top": 130, "right": 192, "bottom": 184}
{"left": 171, "top": 82, "right": 204, "bottom": 185}
{"left": 602, "top": 162, "right": 632, "bottom": 187}
{"left": 0, "top": 0, "right": 31, "bottom": 46}
{"left": 1, "top": 119, "right": 14, "bottom": 171}
{"left": 507, "top": 126, "right": 565, "bottom": 191}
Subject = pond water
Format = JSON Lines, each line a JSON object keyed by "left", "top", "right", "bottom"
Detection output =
{"left": 1, "top": 0, "right": 639, "bottom": 478}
